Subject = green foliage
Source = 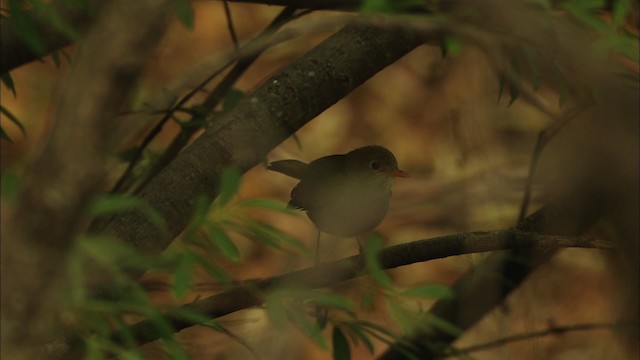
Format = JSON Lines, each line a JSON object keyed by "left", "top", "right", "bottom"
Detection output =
{"left": 441, "top": 35, "right": 463, "bottom": 57}
{"left": 0, "top": 105, "right": 26, "bottom": 143}
{"left": 90, "top": 194, "right": 167, "bottom": 234}
{"left": 1, "top": 171, "right": 21, "bottom": 204}
{"left": 363, "top": 234, "right": 393, "bottom": 289}
{"left": 172, "top": 0, "right": 195, "bottom": 29}
{"left": 332, "top": 326, "right": 351, "bottom": 360}
{"left": 1, "top": 72, "right": 16, "bottom": 97}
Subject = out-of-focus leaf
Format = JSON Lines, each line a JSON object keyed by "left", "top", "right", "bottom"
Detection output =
{"left": 399, "top": 284, "right": 455, "bottom": 299}
{"left": 222, "top": 88, "right": 245, "bottom": 113}
{"left": 289, "top": 307, "right": 327, "bottom": 349}
{"left": 32, "top": 0, "right": 79, "bottom": 40}
{"left": 332, "top": 326, "right": 351, "bottom": 360}
{"left": 172, "top": 253, "right": 195, "bottom": 298}
{"left": 52, "top": 51, "right": 62, "bottom": 68}
{"left": 191, "top": 252, "right": 232, "bottom": 284}
{"left": 265, "top": 291, "right": 288, "bottom": 329}
{"left": 238, "top": 220, "right": 311, "bottom": 257}
{"left": 344, "top": 323, "right": 375, "bottom": 354}
{"left": 386, "top": 300, "right": 417, "bottom": 334}
{"left": 8, "top": 0, "right": 46, "bottom": 55}
{"left": 170, "top": 308, "right": 224, "bottom": 332}
{"left": 183, "top": 195, "right": 211, "bottom": 243}
{"left": 172, "top": 0, "right": 195, "bottom": 29}
{"left": 1, "top": 105, "right": 26, "bottom": 137}
{"left": 1, "top": 172, "right": 20, "bottom": 203}
{"left": 294, "top": 290, "right": 355, "bottom": 314}
{"left": 0, "top": 128, "right": 11, "bottom": 142}
{"left": 442, "top": 35, "right": 462, "bottom": 57}
{"left": 612, "top": 0, "right": 632, "bottom": 28}
{"left": 217, "top": 167, "right": 241, "bottom": 206}
{"left": 523, "top": 47, "right": 542, "bottom": 90}
{"left": 161, "top": 338, "right": 190, "bottom": 360}
{"left": 118, "top": 146, "right": 140, "bottom": 162}
{"left": 1, "top": 72, "right": 16, "bottom": 97}
{"left": 553, "top": 62, "right": 570, "bottom": 107}
{"left": 364, "top": 235, "right": 392, "bottom": 289}
{"left": 424, "top": 313, "right": 462, "bottom": 337}
{"left": 508, "top": 58, "right": 521, "bottom": 106}
{"left": 83, "top": 338, "right": 104, "bottom": 360}
{"left": 90, "top": 194, "right": 166, "bottom": 234}
{"left": 206, "top": 224, "right": 241, "bottom": 262}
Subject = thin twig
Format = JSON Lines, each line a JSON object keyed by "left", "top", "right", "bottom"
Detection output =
{"left": 222, "top": 0, "right": 240, "bottom": 52}
{"left": 131, "top": 7, "right": 300, "bottom": 194}
{"left": 454, "top": 321, "right": 637, "bottom": 356}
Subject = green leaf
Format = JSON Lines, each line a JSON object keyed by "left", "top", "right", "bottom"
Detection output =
{"left": 1, "top": 172, "right": 20, "bottom": 203}
{"left": 289, "top": 307, "right": 327, "bottom": 349}
{"left": 206, "top": 224, "right": 241, "bottom": 262}
{"left": 169, "top": 307, "right": 224, "bottom": 332}
{"left": 172, "top": 0, "right": 195, "bottom": 29}
{"left": 184, "top": 195, "right": 212, "bottom": 243}
{"left": 523, "top": 47, "right": 542, "bottom": 90}
{"left": 217, "top": 167, "right": 241, "bottom": 206}
{"left": 238, "top": 220, "right": 311, "bottom": 257}
{"left": 386, "top": 300, "right": 417, "bottom": 334}
{"left": 1, "top": 72, "right": 16, "bottom": 97}
{"left": 332, "top": 326, "right": 351, "bottom": 360}
{"left": 363, "top": 234, "right": 392, "bottom": 289}
{"left": 265, "top": 291, "right": 288, "bottom": 329}
{"left": 118, "top": 146, "right": 141, "bottom": 162}
{"left": 161, "top": 338, "right": 190, "bottom": 360}
{"left": 191, "top": 252, "right": 232, "bottom": 284}
{"left": 172, "top": 253, "right": 195, "bottom": 298}
{"left": 1, "top": 105, "right": 27, "bottom": 137}
{"left": 222, "top": 88, "right": 245, "bottom": 113}
{"left": 344, "top": 323, "right": 375, "bottom": 355}
{"left": 90, "top": 194, "right": 167, "bottom": 234}
{"left": 294, "top": 290, "right": 355, "bottom": 313}
{"left": 51, "top": 51, "right": 62, "bottom": 68}
{"left": 423, "top": 313, "right": 462, "bottom": 337}
{"left": 0, "top": 128, "right": 11, "bottom": 142}
{"left": 612, "top": 0, "right": 632, "bottom": 28}
{"left": 8, "top": 0, "right": 46, "bottom": 55}
{"left": 442, "top": 35, "right": 462, "bottom": 57}
{"left": 399, "top": 284, "right": 455, "bottom": 299}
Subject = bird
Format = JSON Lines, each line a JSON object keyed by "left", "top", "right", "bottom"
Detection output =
{"left": 268, "top": 145, "right": 408, "bottom": 256}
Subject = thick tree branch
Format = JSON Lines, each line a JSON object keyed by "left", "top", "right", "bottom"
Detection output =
{"left": 99, "top": 23, "right": 427, "bottom": 254}
{"left": 0, "top": 1, "right": 173, "bottom": 359}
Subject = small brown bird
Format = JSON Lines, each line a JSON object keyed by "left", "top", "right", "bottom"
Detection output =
{"left": 268, "top": 146, "right": 408, "bottom": 241}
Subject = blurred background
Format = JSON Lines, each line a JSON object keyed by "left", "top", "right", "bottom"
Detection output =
{"left": 1, "top": 1, "right": 637, "bottom": 359}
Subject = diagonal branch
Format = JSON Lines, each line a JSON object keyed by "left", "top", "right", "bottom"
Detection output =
{"left": 99, "top": 23, "right": 428, "bottom": 255}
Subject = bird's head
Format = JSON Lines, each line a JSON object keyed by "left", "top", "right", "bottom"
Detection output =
{"left": 345, "top": 146, "right": 409, "bottom": 184}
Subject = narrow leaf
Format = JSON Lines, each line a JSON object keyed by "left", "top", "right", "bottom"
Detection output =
{"left": 0, "top": 105, "right": 26, "bottom": 136}
{"left": 332, "top": 326, "right": 351, "bottom": 360}
{"left": 400, "top": 284, "right": 455, "bottom": 299}
{"left": 172, "top": 0, "right": 195, "bottom": 29}
{"left": 222, "top": 88, "right": 245, "bottom": 113}
{"left": 364, "top": 235, "right": 392, "bottom": 289}
{"left": 1, "top": 72, "right": 16, "bottom": 97}
{"left": 172, "top": 253, "right": 194, "bottom": 298}
{"left": 218, "top": 167, "right": 241, "bottom": 206}
{"left": 206, "top": 224, "right": 241, "bottom": 261}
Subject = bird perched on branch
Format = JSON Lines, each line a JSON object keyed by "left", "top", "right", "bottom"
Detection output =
{"left": 268, "top": 145, "right": 408, "bottom": 256}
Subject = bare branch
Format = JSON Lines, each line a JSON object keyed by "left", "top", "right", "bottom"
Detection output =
{"left": 99, "top": 226, "right": 611, "bottom": 350}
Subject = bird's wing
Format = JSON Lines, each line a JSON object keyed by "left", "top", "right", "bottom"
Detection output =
{"left": 288, "top": 155, "right": 347, "bottom": 210}
{"left": 267, "top": 159, "right": 308, "bottom": 180}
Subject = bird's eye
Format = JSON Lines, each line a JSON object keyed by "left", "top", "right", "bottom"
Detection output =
{"left": 370, "top": 161, "right": 380, "bottom": 170}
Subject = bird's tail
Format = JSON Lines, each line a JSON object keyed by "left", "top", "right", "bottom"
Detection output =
{"left": 267, "top": 159, "right": 308, "bottom": 179}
